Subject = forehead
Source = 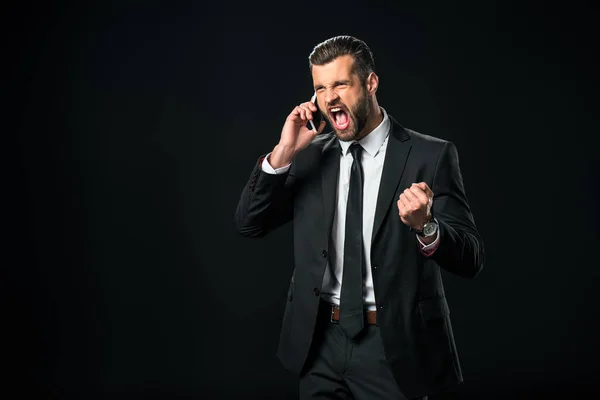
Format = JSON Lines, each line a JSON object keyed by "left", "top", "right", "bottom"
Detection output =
{"left": 311, "top": 55, "right": 357, "bottom": 85}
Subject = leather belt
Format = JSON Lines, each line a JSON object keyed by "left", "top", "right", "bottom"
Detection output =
{"left": 327, "top": 304, "right": 377, "bottom": 325}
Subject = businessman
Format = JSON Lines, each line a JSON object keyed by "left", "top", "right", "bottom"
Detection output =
{"left": 235, "top": 35, "right": 484, "bottom": 399}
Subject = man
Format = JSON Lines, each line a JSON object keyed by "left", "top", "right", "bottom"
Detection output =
{"left": 234, "top": 35, "right": 484, "bottom": 400}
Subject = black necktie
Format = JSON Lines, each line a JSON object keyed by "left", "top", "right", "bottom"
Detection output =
{"left": 339, "top": 142, "right": 365, "bottom": 339}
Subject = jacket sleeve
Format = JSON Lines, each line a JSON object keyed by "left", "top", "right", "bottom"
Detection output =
{"left": 234, "top": 155, "right": 296, "bottom": 238}
{"left": 430, "top": 142, "right": 485, "bottom": 278}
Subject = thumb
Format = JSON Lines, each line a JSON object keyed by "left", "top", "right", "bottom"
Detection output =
{"left": 416, "top": 182, "right": 433, "bottom": 198}
{"left": 317, "top": 120, "right": 327, "bottom": 134}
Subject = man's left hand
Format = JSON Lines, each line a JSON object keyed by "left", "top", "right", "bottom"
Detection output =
{"left": 397, "top": 182, "right": 434, "bottom": 231}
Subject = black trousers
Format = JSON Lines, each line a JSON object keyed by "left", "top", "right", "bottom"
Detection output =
{"left": 299, "top": 301, "right": 427, "bottom": 400}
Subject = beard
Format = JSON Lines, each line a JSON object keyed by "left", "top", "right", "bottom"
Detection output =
{"left": 325, "top": 87, "right": 371, "bottom": 142}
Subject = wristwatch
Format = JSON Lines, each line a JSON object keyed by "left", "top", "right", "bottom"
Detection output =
{"left": 412, "top": 218, "right": 438, "bottom": 237}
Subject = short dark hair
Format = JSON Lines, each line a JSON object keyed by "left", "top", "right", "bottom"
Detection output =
{"left": 308, "top": 35, "right": 375, "bottom": 83}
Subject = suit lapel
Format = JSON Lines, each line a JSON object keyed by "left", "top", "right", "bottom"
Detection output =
{"left": 320, "top": 135, "right": 341, "bottom": 242}
{"left": 372, "top": 118, "right": 411, "bottom": 244}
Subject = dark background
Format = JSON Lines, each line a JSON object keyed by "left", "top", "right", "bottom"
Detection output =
{"left": 7, "top": 1, "right": 599, "bottom": 399}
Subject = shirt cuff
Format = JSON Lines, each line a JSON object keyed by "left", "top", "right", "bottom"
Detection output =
{"left": 261, "top": 152, "right": 291, "bottom": 175}
{"left": 416, "top": 218, "right": 440, "bottom": 256}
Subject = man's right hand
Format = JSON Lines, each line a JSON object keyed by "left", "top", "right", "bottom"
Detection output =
{"left": 269, "top": 101, "right": 326, "bottom": 169}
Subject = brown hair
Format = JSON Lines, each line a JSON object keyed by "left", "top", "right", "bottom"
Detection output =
{"left": 308, "top": 35, "right": 375, "bottom": 83}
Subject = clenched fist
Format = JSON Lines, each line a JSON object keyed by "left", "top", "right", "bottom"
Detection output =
{"left": 397, "top": 182, "right": 434, "bottom": 231}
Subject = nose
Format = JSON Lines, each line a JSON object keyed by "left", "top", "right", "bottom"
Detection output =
{"left": 324, "top": 88, "right": 340, "bottom": 105}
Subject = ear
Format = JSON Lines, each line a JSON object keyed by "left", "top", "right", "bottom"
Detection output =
{"left": 366, "top": 72, "right": 379, "bottom": 94}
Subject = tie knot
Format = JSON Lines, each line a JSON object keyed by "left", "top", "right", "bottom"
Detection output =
{"left": 349, "top": 142, "right": 363, "bottom": 161}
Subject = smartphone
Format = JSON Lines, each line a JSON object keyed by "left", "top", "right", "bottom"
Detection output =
{"left": 306, "top": 91, "right": 325, "bottom": 133}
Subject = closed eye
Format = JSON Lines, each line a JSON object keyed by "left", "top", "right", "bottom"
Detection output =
{"left": 314, "top": 80, "right": 352, "bottom": 92}
{"left": 333, "top": 80, "right": 351, "bottom": 87}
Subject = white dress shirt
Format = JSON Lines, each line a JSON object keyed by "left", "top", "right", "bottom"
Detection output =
{"left": 261, "top": 108, "right": 439, "bottom": 311}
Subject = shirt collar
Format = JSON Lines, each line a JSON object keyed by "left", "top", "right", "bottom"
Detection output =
{"left": 339, "top": 107, "right": 390, "bottom": 157}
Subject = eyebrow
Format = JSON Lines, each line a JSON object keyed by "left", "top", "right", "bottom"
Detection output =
{"left": 314, "top": 80, "right": 353, "bottom": 90}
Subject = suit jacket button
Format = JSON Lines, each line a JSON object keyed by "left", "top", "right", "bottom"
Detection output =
{"left": 322, "top": 250, "right": 327, "bottom": 258}
{"left": 313, "top": 288, "right": 320, "bottom": 296}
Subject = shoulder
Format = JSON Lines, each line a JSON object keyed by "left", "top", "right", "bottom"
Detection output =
{"left": 389, "top": 116, "right": 455, "bottom": 154}
{"left": 387, "top": 117, "right": 464, "bottom": 173}
{"left": 405, "top": 128, "right": 448, "bottom": 147}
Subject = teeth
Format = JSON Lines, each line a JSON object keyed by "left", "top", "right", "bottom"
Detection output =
{"left": 330, "top": 107, "right": 342, "bottom": 112}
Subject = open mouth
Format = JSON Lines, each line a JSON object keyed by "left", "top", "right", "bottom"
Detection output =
{"left": 329, "top": 106, "right": 350, "bottom": 131}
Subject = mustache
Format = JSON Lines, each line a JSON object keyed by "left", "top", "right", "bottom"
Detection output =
{"left": 326, "top": 102, "right": 348, "bottom": 110}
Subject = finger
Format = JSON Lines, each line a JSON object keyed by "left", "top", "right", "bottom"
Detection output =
{"left": 402, "top": 188, "right": 420, "bottom": 209}
{"left": 397, "top": 195, "right": 410, "bottom": 216}
{"left": 317, "top": 120, "right": 327, "bottom": 134}
{"left": 398, "top": 193, "right": 410, "bottom": 207}
{"left": 414, "top": 182, "right": 433, "bottom": 198}
{"left": 304, "top": 125, "right": 320, "bottom": 138}
{"left": 397, "top": 199, "right": 410, "bottom": 225}
{"left": 291, "top": 106, "right": 301, "bottom": 119}
{"left": 299, "top": 104, "right": 314, "bottom": 120}
{"left": 295, "top": 106, "right": 307, "bottom": 121}
{"left": 408, "top": 185, "right": 429, "bottom": 205}
{"left": 301, "top": 101, "right": 318, "bottom": 113}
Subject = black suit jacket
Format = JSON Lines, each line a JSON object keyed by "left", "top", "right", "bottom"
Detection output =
{"left": 234, "top": 116, "right": 484, "bottom": 397}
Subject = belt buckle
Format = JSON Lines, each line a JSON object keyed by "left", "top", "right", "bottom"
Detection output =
{"left": 330, "top": 305, "right": 339, "bottom": 324}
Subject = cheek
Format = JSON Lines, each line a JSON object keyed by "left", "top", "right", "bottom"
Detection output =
{"left": 343, "top": 97, "right": 357, "bottom": 113}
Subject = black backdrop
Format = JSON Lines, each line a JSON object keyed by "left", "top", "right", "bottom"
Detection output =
{"left": 8, "top": 1, "right": 599, "bottom": 399}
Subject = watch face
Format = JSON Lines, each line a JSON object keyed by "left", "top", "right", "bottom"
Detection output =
{"left": 423, "top": 222, "right": 437, "bottom": 236}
